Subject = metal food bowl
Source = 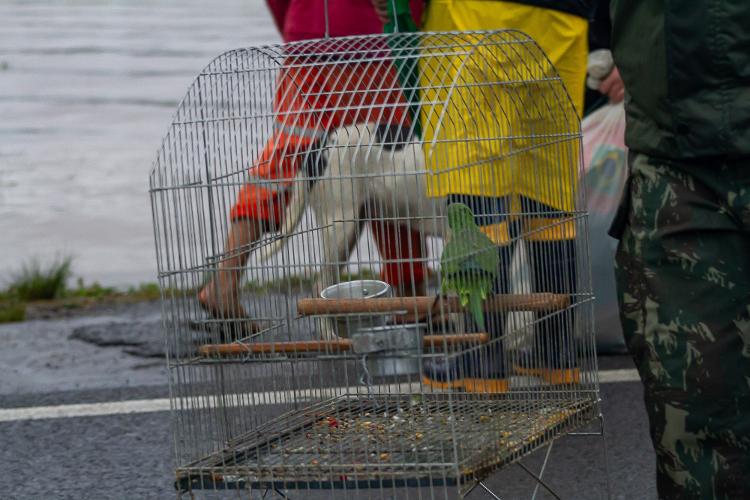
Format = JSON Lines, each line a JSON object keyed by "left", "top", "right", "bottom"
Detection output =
{"left": 320, "top": 280, "right": 391, "bottom": 337}
{"left": 351, "top": 323, "right": 424, "bottom": 377}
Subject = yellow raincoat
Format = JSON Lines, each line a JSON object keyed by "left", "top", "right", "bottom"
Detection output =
{"left": 420, "top": 1, "right": 587, "bottom": 240}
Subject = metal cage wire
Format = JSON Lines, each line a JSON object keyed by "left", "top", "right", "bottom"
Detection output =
{"left": 150, "top": 30, "right": 599, "bottom": 498}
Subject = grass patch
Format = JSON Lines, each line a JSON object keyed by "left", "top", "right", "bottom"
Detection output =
{"left": 8, "top": 256, "right": 72, "bottom": 301}
{"left": 125, "top": 282, "right": 163, "bottom": 301}
{"left": 0, "top": 255, "right": 168, "bottom": 323}
{"left": 67, "top": 278, "right": 117, "bottom": 299}
{"left": 0, "top": 301, "right": 25, "bottom": 323}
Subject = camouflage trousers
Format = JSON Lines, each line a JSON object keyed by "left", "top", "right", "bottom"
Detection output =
{"left": 612, "top": 153, "right": 750, "bottom": 499}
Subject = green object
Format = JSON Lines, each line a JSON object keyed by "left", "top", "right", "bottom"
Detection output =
{"left": 613, "top": 153, "right": 750, "bottom": 498}
{"left": 9, "top": 256, "right": 72, "bottom": 301}
{"left": 384, "top": 0, "right": 418, "bottom": 33}
{"left": 440, "top": 203, "right": 499, "bottom": 331}
{"left": 0, "top": 301, "right": 25, "bottom": 323}
{"left": 384, "top": 0, "right": 421, "bottom": 138}
{"left": 611, "top": 0, "right": 750, "bottom": 159}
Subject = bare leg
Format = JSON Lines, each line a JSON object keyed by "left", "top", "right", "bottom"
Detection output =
{"left": 198, "top": 219, "right": 262, "bottom": 319}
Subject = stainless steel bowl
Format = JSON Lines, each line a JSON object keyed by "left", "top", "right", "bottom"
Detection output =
{"left": 320, "top": 280, "right": 391, "bottom": 337}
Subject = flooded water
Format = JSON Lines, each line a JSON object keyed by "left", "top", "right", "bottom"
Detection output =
{"left": 0, "top": 0, "right": 279, "bottom": 286}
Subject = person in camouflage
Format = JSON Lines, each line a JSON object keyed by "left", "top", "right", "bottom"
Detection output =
{"left": 610, "top": 1, "right": 750, "bottom": 497}
{"left": 613, "top": 154, "right": 750, "bottom": 498}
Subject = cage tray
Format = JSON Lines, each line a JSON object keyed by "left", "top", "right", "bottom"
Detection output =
{"left": 176, "top": 394, "right": 597, "bottom": 492}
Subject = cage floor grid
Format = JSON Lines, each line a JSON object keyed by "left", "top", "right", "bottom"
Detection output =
{"left": 177, "top": 394, "right": 598, "bottom": 492}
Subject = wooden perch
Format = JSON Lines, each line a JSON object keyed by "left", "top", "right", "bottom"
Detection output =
{"left": 198, "top": 333, "right": 489, "bottom": 357}
{"left": 297, "top": 293, "right": 569, "bottom": 317}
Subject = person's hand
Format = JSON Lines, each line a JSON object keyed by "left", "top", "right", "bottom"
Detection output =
{"left": 370, "top": 0, "right": 390, "bottom": 24}
{"left": 599, "top": 67, "right": 625, "bottom": 103}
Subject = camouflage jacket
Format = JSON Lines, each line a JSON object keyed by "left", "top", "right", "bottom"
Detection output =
{"left": 611, "top": 0, "right": 750, "bottom": 159}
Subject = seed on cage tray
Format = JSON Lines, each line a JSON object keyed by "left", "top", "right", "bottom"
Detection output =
{"left": 479, "top": 415, "right": 490, "bottom": 423}
{"left": 414, "top": 432, "right": 424, "bottom": 440}
{"left": 310, "top": 458, "right": 319, "bottom": 465}
{"left": 379, "top": 452, "right": 391, "bottom": 462}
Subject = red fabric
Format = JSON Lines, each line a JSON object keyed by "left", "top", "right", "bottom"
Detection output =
{"left": 270, "top": 0, "right": 423, "bottom": 42}
{"left": 266, "top": 0, "right": 291, "bottom": 34}
{"left": 371, "top": 221, "right": 427, "bottom": 289}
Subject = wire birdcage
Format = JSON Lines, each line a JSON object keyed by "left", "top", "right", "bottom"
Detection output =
{"left": 150, "top": 30, "right": 600, "bottom": 498}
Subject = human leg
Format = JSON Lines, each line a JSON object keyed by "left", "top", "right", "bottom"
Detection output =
{"left": 198, "top": 218, "right": 262, "bottom": 319}
{"left": 197, "top": 60, "right": 323, "bottom": 321}
{"left": 197, "top": 133, "right": 307, "bottom": 320}
{"left": 522, "top": 236, "right": 579, "bottom": 384}
{"left": 614, "top": 153, "right": 750, "bottom": 499}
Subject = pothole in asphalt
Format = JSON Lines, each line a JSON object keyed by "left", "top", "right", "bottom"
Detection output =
{"left": 70, "top": 321, "right": 165, "bottom": 358}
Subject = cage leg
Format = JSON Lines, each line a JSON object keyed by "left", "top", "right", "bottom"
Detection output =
{"left": 516, "top": 462, "right": 562, "bottom": 500}
{"left": 176, "top": 489, "right": 195, "bottom": 500}
{"left": 477, "top": 481, "right": 504, "bottom": 500}
{"left": 566, "top": 413, "right": 613, "bottom": 500}
{"left": 262, "top": 487, "right": 289, "bottom": 499}
{"left": 530, "top": 441, "right": 554, "bottom": 500}
{"left": 600, "top": 414, "right": 614, "bottom": 500}
{"left": 568, "top": 412, "right": 605, "bottom": 436}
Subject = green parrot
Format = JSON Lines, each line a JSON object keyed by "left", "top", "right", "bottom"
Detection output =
{"left": 440, "top": 203, "right": 500, "bottom": 331}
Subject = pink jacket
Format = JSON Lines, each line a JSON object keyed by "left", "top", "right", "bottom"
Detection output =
{"left": 267, "top": 0, "right": 422, "bottom": 42}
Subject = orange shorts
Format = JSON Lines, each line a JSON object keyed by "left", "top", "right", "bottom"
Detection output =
{"left": 230, "top": 58, "right": 412, "bottom": 222}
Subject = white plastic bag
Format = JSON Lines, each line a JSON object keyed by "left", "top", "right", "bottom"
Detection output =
{"left": 582, "top": 103, "right": 628, "bottom": 352}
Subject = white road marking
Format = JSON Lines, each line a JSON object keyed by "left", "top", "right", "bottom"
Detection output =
{"left": 0, "top": 369, "right": 639, "bottom": 422}
{"left": 598, "top": 368, "right": 641, "bottom": 384}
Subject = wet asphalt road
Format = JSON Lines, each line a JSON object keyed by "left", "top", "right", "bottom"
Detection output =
{"left": 0, "top": 361, "right": 656, "bottom": 500}
{"left": 0, "top": 302, "right": 655, "bottom": 499}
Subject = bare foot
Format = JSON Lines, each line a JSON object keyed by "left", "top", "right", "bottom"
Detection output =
{"left": 198, "top": 277, "right": 248, "bottom": 319}
{"left": 196, "top": 278, "right": 263, "bottom": 340}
